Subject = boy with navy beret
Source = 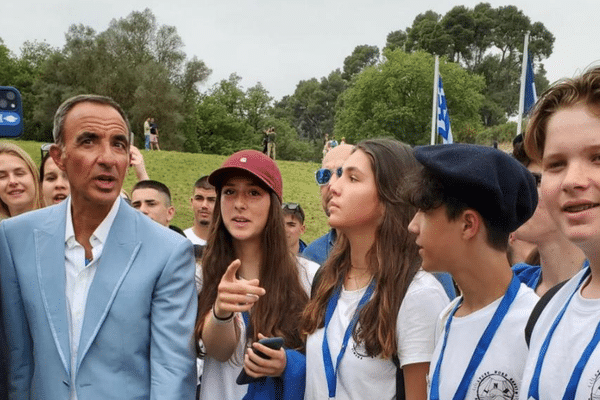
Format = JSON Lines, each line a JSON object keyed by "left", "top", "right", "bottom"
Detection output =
{"left": 407, "top": 143, "right": 539, "bottom": 400}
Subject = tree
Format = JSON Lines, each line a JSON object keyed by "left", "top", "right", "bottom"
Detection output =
{"left": 396, "top": 4, "right": 554, "bottom": 123}
{"left": 28, "top": 8, "right": 210, "bottom": 150}
{"left": 335, "top": 50, "right": 484, "bottom": 145}
{"left": 384, "top": 30, "right": 407, "bottom": 52}
{"left": 342, "top": 45, "right": 380, "bottom": 81}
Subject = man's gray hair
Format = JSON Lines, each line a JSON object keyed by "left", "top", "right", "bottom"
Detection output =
{"left": 53, "top": 94, "right": 132, "bottom": 146}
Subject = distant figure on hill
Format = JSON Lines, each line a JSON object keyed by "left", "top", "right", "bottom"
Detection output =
{"left": 150, "top": 118, "right": 160, "bottom": 151}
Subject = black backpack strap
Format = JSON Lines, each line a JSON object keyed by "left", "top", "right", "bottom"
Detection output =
{"left": 525, "top": 280, "right": 568, "bottom": 347}
{"left": 310, "top": 265, "right": 324, "bottom": 299}
{"left": 392, "top": 355, "right": 405, "bottom": 400}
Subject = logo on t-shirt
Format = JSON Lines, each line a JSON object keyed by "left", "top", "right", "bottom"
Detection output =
{"left": 588, "top": 370, "right": 600, "bottom": 400}
{"left": 351, "top": 341, "right": 372, "bottom": 360}
{"left": 475, "top": 371, "right": 517, "bottom": 400}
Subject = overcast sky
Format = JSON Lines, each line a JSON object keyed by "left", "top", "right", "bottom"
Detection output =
{"left": 4, "top": 0, "right": 599, "bottom": 101}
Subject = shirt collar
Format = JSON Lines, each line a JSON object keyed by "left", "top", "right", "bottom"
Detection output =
{"left": 65, "top": 196, "right": 121, "bottom": 247}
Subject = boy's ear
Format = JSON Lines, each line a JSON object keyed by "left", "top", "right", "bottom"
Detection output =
{"left": 461, "top": 209, "right": 481, "bottom": 240}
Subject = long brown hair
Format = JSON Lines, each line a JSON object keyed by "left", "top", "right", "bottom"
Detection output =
{"left": 195, "top": 179, "right": 308, "bottom": 355}
{"left": 301, "top": 138, "right": 421, "bottom": 358}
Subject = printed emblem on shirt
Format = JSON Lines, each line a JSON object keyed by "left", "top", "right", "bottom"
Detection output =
{"left": 588, "top": 369, "right": 600, "bottom": 400}
{"left": 351, "top": 341, "right": 371, "bottom": 360}
{"left": 475, "top": 371, "right": 517, "bottom": 400}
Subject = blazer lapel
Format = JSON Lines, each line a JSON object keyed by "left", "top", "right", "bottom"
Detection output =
{"left": 76, "top": 201, "right": 141, "bottom": 371}
{"left": 35, "top": 201, "right": 71, "bottom": 376}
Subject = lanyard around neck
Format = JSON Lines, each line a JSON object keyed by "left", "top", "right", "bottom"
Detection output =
{"left": 322, "top": 278, "right": 376, "bottom": 399}
{"left": 430, "top": 274, "right": 521, "bottom": 400}
{"left": 527, "top": 267, "right": 600, "bottom": 400}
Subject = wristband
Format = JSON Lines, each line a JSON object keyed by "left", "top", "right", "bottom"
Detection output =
{"left": 212, "top": 305, "right": 234, "bottom": 324}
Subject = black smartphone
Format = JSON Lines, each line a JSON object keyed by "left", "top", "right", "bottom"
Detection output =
{"left": 236, "top": 336, "right": 284, "bottom": 385}
{"left": 0, "top": 87, "right": 23, "bottom": 138}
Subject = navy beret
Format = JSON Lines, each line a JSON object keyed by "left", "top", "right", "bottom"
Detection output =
{"left": 413, "top": 144, "right": 538, "bottom": 232}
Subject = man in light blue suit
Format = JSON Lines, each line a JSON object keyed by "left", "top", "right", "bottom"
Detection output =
{"left": 0, "top": 95, "right": 197, "bottom": 399}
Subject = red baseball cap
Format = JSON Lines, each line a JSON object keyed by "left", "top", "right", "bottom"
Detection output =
{"left": 208, "top": 150, "right": 283, "bottom": 201}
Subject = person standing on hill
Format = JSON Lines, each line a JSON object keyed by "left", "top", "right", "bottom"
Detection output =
{"left": 150, "top": 118, "right": 160, "bottom": 151}
{"left": 143, "top": 117, "right": 151, "bottom": 150}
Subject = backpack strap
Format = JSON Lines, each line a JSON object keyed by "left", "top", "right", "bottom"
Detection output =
{"left": 525, "top": 280, "right": 568, "bottom": 347}
{"left": 310, "top": 265, "right": 324, "bottom": 299}
{"left": 392, "top": 355, "right": 405, "bottom": 400}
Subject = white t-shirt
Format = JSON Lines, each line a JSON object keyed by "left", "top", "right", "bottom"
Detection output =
{"left": 297, "top": 255, "right": 320, "bottom": 294}
{"left": 429, "top": 283, "right": 538, "bottom": 400}
{"left": 199, "top": 314, "right": 248, "bottom": 400}
{"left": 305, "top": 270, "right": 449, "bottom": 400}
{"left": 519, "top": 268, "right": 600, "bottom": 400}
{"left": 199, "top": 257, "right": 316, "bottom": 400}
{"left": 184, "top": 227, "right": 207, "bottom": 246}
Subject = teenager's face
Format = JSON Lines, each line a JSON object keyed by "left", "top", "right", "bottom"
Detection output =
{"left": 284, "top": 214, "right": 305, "bottom": 251}
{"left": 131, "top": 187, "right": 174, "bottom": 227}
{"left": 191, "top": 187, "right": 216, "bottom": 227}
{"left": 0, "top": 153, "right": 36, "bottom": 215}
{"left": 541, "top": 104, "right": 600, "bottom": 250}
{"left": 221, "top": 176, "right": 271, "bottom": 245}
{"left": 42, "top": 156, "right": 70, "bottom": 206}
{"left": 408, "top": 206, "right": 462, "bottom": 272}
{"left": 513, "top": 162, "right": 559, "bottom": 244}
{"left": 328, "top": 150, "right": 383, "bottom": 234}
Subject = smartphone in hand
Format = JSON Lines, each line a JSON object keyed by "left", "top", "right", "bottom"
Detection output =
{"left": 0, "top": 87, "right": 23, "bottom": 138}
{"left": 236, "top": 337, "right": 284, "bottom": 385}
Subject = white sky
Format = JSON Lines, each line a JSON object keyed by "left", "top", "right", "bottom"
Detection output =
{"left": 3, "top": 0, "right": 600, "bottom": 101}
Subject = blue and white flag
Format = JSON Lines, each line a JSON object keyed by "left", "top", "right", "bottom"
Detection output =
{"left": 437, "top": 76, "right": 453, "bottom": 144}
{"left": 524, "top": 52, "right": 537, "bottom": 115}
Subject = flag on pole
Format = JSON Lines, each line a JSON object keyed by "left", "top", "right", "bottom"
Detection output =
{"left": 524, "top": 52, "right": 537, "bottom": 115}
{"left": 437, "top": 76, "right": 453, "bottom": 144}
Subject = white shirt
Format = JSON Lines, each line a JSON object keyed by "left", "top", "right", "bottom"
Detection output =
{"left": 65, "top": 196, "right": 120, "bottom": 400}
{"left": 520, "top": 268, "right": 600, "bottom": 400}
{"left": 184, "top": 227, "right": 207, "bottom": 246}
{"left": 305, "top": 270, "right": 449, "bottom": 400}
{"left": 429, "top": 283, "right": 538, "bottom": 400}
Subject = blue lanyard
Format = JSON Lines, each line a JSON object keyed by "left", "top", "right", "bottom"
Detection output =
{"left": 527, "top": 267, "right": 600, "bottom": 400}
{"left": 430, "top": 274, "right": 521, "bottom": 400}
{"left": 322, "top": 279, "right": 376, "bottom": 399}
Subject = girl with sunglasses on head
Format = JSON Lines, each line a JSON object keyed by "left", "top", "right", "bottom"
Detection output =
{"left": 0, "top": 142, "right": 43, "bottom": 220}
{"left": 195, "top": 150, "right": 309, "bottom": 400}
{"left": 301, "top": 138, "right": 449, "bottom": 400}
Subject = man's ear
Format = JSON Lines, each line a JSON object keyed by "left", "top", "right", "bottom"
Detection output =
{"left": 49, "top": 144, "right": 65, "bottom": 171}
{"left": 461, "top": 209, "right": 481, "bottom": 240}
{"left": 166, "top": 206, "right": 175, "bottom": 224}
{"left": 300, "top": 223, "right": 306, "bottom": 235}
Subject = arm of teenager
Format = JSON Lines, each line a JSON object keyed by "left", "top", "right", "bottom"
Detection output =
{"left": 403, "top": 362, "right": 429, "bottom": 400}
{"left": 397, "top": 275, "right": 450, "bottom": 400}
{"left": 150, "top": 238, "right": 197, "bottom": 400}
{"left": 202, "top": 260, "right": 265, "bottom": 362}
{"left": 0, "top": 223, "right": 33, "bottom": 397}
{"left": 129, "top": 145, "right": 150, "bottom": 181}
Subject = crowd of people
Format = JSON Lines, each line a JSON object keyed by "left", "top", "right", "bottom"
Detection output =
{"left": 1, "top": 65, "right": 600, "bottom": 400}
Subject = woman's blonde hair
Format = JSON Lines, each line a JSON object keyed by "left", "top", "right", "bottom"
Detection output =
{"left": 0, "top": 142, "right": 43, "bottom": 217}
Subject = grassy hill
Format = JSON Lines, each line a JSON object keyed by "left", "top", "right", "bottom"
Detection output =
{"left": 2, "top": 139, "right": 327, "bottom": 243}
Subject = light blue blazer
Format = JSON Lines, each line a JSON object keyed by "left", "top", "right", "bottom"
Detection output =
{"left": 0, "top": 198, "right": 197, "bottom": 400}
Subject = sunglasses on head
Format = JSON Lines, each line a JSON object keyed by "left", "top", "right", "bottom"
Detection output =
{"left": 315, "top": 167, "right": 343, "bottom": 186}
{"left": 282, "top": 202, "right": 305, "bottom": 222}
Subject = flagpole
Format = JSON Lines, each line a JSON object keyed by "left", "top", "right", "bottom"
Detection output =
{"left": 517, "top": 32, "right": 530, "bottom": 137}
{"left": 431, "top": 55, "right": 439, "bottom": 145}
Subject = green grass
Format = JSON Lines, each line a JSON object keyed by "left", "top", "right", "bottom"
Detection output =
{"left": 1, "top": 139, "right": 327, "bottom": 243}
